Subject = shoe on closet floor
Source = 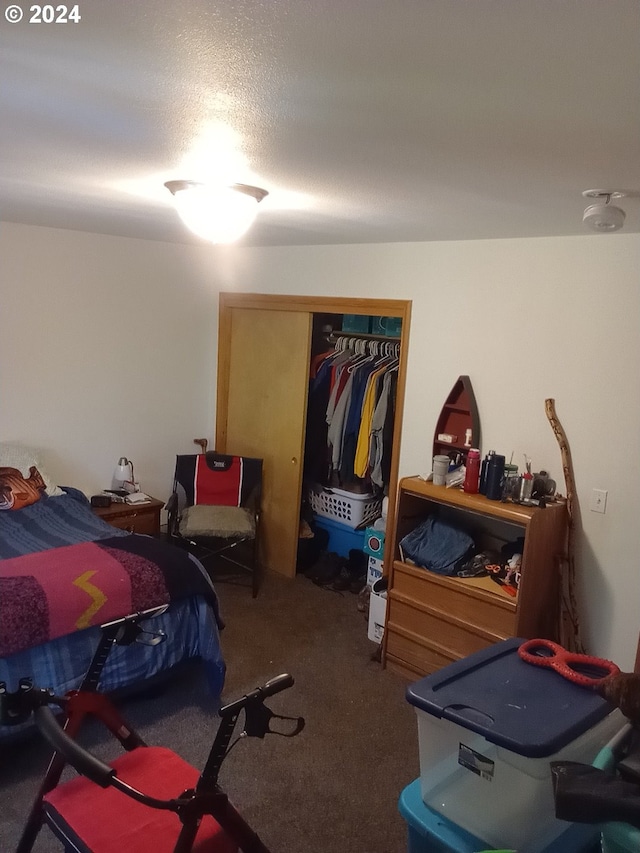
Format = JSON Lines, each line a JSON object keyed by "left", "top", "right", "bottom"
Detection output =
{"left": 349, "top": 577, "right": 367, "bottom": 594}
{"left": 347, "top": 548, "right": 368, "bottom": 593}
{"left": 331, "top": 549, "right": 367, "bottom": 592}
{"left": 306, "top": 551, "right": 344, "bottom": 586}
{"left": 331, "top": 564, "right": 354, "bottom": 591}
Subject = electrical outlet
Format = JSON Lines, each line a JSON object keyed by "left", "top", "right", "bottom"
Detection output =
{"left": 590, "top": 488, "right": 608, "bottom": 514}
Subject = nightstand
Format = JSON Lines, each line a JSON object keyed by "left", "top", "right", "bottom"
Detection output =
{"left": 92, "top": 497, "right": 165, "bottom": 535}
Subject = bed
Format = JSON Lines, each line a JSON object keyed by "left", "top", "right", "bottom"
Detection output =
{"left": 0, "top": 450, "right": 225, "bottom": 741}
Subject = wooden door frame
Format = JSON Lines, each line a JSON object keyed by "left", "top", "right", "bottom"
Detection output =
{"left": 217, "top": 293, "right": 412, "bottom": 576}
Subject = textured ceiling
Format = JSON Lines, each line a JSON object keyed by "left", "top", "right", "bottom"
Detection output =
{"left": 2, "top": 1, "right": 639, "bottom": 247}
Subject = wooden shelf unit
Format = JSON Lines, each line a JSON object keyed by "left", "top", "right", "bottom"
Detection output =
{"left": 382, "top": 476, "right": 567, "bottom": 681}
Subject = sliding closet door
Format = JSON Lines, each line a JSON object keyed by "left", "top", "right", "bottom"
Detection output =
{"left": 217, "top": 307, "right": 312, "bottom": 578}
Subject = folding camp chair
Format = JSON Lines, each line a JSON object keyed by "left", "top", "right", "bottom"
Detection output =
{"left": 166, "top": 453, "right": 263, "bottom": 597}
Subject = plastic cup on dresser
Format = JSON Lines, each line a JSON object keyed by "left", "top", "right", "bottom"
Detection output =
{"left": 432, "top": 455, "right": 450, "bottom": 486}
{"left": 513, "top": 475, "right": 534, "bottom": 502}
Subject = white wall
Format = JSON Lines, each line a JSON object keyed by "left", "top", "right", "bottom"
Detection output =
{"left": 1, "top": 222, "right": 638, "bottom": 668}
{"left": 0, "top": 222, "right": 224, "bottom": 500}
{"left": 216, "top": 236, "right": 640, "bottom": 669}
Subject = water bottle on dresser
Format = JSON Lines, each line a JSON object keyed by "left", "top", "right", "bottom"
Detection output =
{"left": 485, "top": 454, "right": 506, "bottom": 501}
{"left": 463, "top": 449, "right": 481, "bottom": 494}
{"left": 479, "top": 450, "right": 495, "bottom": 495}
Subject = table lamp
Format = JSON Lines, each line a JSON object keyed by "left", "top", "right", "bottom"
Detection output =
{"left": 114, "top": 457, "right": 138, "bottom": 492}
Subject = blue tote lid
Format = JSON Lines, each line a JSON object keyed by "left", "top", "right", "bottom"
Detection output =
{"left": 406, "top": 638, "right": 615, "bottom": 757}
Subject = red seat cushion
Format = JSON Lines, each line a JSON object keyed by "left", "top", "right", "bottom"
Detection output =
{"left": 43, "top": 746, "right": 238, "bottom": 853}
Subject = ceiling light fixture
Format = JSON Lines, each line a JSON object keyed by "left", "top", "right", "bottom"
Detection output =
{"left": 581, "top": 189, "right": 640, "bottom": 233}
{"left": 164, "top": 180, "right": 268, "bottom": 243}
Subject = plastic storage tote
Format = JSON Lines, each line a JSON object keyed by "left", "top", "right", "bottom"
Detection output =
{"left": 312, "top": 514, "right": 366, "bottom": 557}
{"left": 398, "top": 778, "right": 600, "bottom": 853}
{"left": 406, "top": 638, "right": 624, "bottom": 853}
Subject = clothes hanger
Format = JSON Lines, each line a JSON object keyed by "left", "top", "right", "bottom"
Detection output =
{"left": 347, "top": 339, "right": 375, "bottom": 372}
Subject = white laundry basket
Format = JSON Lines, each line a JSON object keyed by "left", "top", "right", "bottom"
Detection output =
{"left": 307, "top": 485, "right": 382, "bottom": 529}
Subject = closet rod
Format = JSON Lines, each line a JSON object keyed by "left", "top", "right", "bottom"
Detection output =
{"left": 328, "top": 331, "right": 401, "bottom": 343}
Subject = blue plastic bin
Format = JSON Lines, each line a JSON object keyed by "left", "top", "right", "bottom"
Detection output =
{"left": 370, "top": 315, "right": 403, "bottom": 337}
{"left": 399, "top": 778, "right": 600, "bottom": 853}
{"left": 312, "top": 514, "right": 365, "bottom": 557}
{"left": 341, "top": 314, "right": 371, "bottom": 334}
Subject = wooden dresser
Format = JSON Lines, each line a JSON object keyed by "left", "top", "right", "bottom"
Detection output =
{"left": 382, "top": 477, "right": 567, "bottom": 680}
{"left": 92, "top": 497, "right": 164, "bottom": 536}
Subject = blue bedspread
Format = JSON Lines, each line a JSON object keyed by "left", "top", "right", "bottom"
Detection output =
{"left": 0, "top": 489, "right": 226, "bottom": 741}
{"left": 0, "top": 487, "right": 129, "bottom": 558}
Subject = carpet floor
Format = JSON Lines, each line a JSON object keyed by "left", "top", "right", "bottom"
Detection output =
{"left": 0, "top": 571, "right": 420, "bottom": 852}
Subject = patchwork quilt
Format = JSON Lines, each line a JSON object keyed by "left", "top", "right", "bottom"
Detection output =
{"left": 0, "top": 534, "right": 219, "bottom": 656}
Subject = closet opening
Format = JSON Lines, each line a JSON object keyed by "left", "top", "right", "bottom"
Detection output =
{"left": 299, "top": 312, "right": 403, "bottom": 595}
{"left": 216, "top": 292, "right": 411, "bottom": 585}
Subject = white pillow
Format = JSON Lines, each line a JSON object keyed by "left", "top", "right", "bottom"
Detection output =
{"left": 0, "top": 442, "right": 65, "bottom": 497}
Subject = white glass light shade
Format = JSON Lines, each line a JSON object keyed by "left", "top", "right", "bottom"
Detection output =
{"left": 165, "top": 181, "right": 268, "bottom": 243}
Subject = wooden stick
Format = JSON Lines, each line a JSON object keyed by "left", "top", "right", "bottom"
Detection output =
{"left": 545, "top": 398, "right": 585, "bottom": 653}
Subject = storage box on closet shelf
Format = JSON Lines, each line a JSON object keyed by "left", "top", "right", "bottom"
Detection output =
{"left": 308, "top": 484, "right": 382, "bottom": 529}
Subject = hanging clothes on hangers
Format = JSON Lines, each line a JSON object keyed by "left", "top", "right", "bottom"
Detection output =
{"left": 353, "top": 351, "right": 392, "bottom": 478}
{"left": 303, "top": 352, "right": 335, "bottom": 484}
{"left": 339, "top": 352, "right": 380, "bottom": 484}
{"left": 303, "top": 334, "right": 399, "bottom": 493}
{"left": 371, "top": 367, "right": 397, "bottom": 489}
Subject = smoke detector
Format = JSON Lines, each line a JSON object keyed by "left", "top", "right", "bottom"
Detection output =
{"left": 581, "top": 190, "right": 639, "bottom": 233}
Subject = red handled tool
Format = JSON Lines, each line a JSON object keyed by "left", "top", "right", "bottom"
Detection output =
{"left": 518, "top": 638, "right": 620, "bottom": 688}
{"left": 489, "top": 575, "right": 517, "bottom": 597}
